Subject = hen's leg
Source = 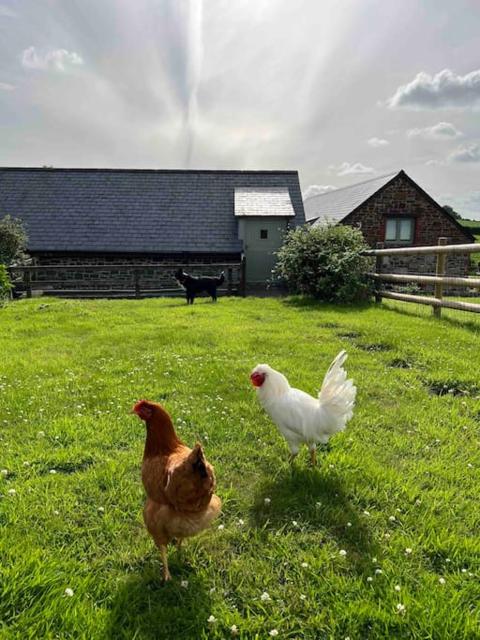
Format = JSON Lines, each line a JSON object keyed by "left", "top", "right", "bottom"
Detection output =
{"left": 161, "top": 545, "right": 172, "bottom": 582}
{"left": 309, "top": 447, "right": 317, "bottom": 467}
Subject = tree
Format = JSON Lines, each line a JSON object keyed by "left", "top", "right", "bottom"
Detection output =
{"left": 0, "top": 215, "right": 28, "bottom": 265}
{"left": 443, "top": 205, "right": 462, "bottom": 220}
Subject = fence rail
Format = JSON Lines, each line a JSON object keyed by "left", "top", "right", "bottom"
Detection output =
{"left": 365, "top": 238, "right": 480, "bottom": 318}
{"left": 8, "top": 259, "right": 246, "bottom": 299}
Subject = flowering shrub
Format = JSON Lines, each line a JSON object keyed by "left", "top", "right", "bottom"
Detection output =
{"left": 274, "top": 224, "right": 373, "bottom": 302}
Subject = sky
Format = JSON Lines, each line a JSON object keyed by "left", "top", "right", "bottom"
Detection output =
{"left": 1, "top": 0, "right": 480, "bottom": 217}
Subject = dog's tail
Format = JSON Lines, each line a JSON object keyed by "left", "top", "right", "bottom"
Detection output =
{"left": 215, "top": 271, "right": 225, "bottom": 286}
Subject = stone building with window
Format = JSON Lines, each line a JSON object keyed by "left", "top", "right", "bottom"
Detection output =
{"left": 304, "top": 170, "right": 474, "bottom": 280}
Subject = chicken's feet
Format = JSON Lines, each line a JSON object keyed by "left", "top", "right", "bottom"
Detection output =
{"left": 309, "top": 448, "right": 317, "bottom": 467}
{"left": 161, "top": 545, "right": 172, "bottom": 582}
{"left": 288, "top": 452, "right": 298, "bottom": 466}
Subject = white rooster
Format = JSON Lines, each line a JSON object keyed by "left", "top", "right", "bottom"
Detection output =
{"left": 250, "top": 351, "right": 356, "bottom": 465}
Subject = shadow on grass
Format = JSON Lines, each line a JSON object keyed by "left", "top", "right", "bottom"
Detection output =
{"left": 252, "top": 466, "right": 378, "bottom": 569}
{"left": 281, "top": 296, "right": 373, "bottom": 314}
{"left": 104, "top": 555, "right": 212, "bottom": 640}
{"left": 381, "top": 300, "right": 480, "bottom": 334}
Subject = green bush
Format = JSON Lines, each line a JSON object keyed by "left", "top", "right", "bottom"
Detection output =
{"left": 274, "top": 224, "right": 373, "bottom": 302}
{"left": 0, "top": 215, "right": 28, "bottom": 266}
{"left": 0, "top": 264, "right": 12, "bottom": 303}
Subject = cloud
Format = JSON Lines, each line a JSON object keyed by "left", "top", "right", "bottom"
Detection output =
{"left": 0, "top": 81, "right": 14, "bottom": 91}
{"left": 407, "top": 121, "right": 462, "bottom": 139}
{"left": 446, "top": 191, "right": 480, "bottom": 220}
{"left": 386, "top": 68, "right": 480, "bottom": 110}
{"left": 367, "top": 137, "right": 389, "bottom": 147}
{"left": 328, "top": 162, "right": 375, "bottom": 176}
{"left": 303, "top": 184, "right": 337, "bottom": 199}
{"left": 0, "top": 5, "right": 16, "bottom": 18}
{"left": 449, "top": 143, "right": 480, "bottom": 163}
{"left": 21, "top": 47, "right": 84, "bottom": 72}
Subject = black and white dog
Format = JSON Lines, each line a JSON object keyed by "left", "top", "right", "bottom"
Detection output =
{"left": 174, "top": 268, "right": 225, "bottom": 304}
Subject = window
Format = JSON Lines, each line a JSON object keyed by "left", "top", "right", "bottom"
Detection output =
{"left": 385, "top": 218, "right": 414, "bottom": 243}
{"left": 260, "top": 229, "right": 268, "bottom": 239}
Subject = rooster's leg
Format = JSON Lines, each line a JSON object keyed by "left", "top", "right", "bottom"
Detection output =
{"left": 160, "top": 545, "right": 172, "bottom": 582}
{"left": 310, "top": 448, "right": 317, "bottom": 467}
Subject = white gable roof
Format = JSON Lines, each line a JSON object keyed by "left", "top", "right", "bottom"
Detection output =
{"left": 234, "top": 187, "right": 295, "bottom": 217}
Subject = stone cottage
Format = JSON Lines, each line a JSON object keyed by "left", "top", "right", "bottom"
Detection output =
{"left": 0, "top": 167, "right": 305, "bottom": 293}
{"left": 304, "top": 170, "right": 474, "bottom": 284}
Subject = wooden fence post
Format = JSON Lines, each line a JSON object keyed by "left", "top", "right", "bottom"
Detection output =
{"left": 134, "top": 268, "right": 141, "bottom": 299}
{"left": 433, "top": 237, "right": 448, "bottom": 318}
{"left": 374, "top": 242, "right": 384, "bottom": 303}
{"left": 240, "top": 256, "right": 247, "bottom": 297}
{"left": 25, "top": 268, "right": 32, "bottom": 298}
{"left": 227, "top": 267, "right": 233, "bottom": 295}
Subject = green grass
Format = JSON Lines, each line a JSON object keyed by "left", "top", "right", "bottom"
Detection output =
{"left": 0, "top": 297, "right": 479, "bottom": 639}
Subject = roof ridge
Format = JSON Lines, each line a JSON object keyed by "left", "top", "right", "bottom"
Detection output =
{"left": 304, "top": 171, "right": 399, "bottom": 202}
{"left": 0, "top": 166, "right": 299, "bottom": 175}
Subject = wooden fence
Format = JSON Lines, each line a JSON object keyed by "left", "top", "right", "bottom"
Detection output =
{"left": 8, "top": 259, "right": 246, "bottom": 299}
{"left": 364, "top": 238, "right": 480, "bottom": 317}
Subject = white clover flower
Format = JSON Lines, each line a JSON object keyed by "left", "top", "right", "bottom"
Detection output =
{"left": 217, "top": 524, "right": 224, "bottom": 530}
{"left": 207, "top": 615, "right": 216, "bottom": 624}
{"left": 301, "top": 562, "right": 309, "bottom": 568}
{"left": 37, "top": 431, "right": 45, "bottom": 437}
{"left": 23, "top": 461, "right": 30, "bottom": 467}
{"left": 372, "top": 557, "right": 377, "bottom": 563}
{"left": 300, "top": 594, "right": 306, "bottom": 600}
{"left": 363, "top": 510, "right": 370, "bottom": 516}
{"left": 405, "top": 548, "right": 413, "bottom": 555}
{"left": 394, "top": 585, "right": 401, "bottom": 592}
{"left": 396, "top": 603, "right": 406, "bottom": 614}
{"left": 269, "top": 630, "right": 279, "bottom": 637}
{"left": 230, "top": 625, "right": 238, "bottom": 636}
{"left": 375, "top": 569, "right": 383, "bottom": 575}
{"left": 181, "top": 580, "right": 189, "bottom": 589}
{"left": 97, "top": 506, "right": 105, "bottom": 513}
{"left": 64, "top": 588, "right": 74, "bottom": 597}
{"left": 238, "top": 519, "right": 244, "bottom": 526}
{"left": 7, "top": 488, "right": 16, "bottom": 496}
{"left": 292, "top": 520, "right": 298, "bottom": 527}
{"left": 388, "top": 515, "right": 396, "bottom": 522}
{"left": 1, "top": 469, "right": 8, "bottom": 476}
{"left": 53, "top": 510, "right": 60, "bottom": 515}
{"left": 347, "top": 522, "right": 352, "bottom": 527}
{"left": 367, "top": 576, "right": 373, "bottom": 582}
{"left": 260, "top": 591, "right": 271, "bottom": 602}
{"left": 439, "top": 577, "right": 446, "bottom": 585}
{"left": 49, "top": 469, "right": 57, "bottom": 475}
{"left": 264, "top": 497, "right": 271, "bottom": 506}
{"left": 315, "top": 502, "right": 321, "bottom": 508}
{"left": 339, "top": 549, "right": 347, "bottom": 557}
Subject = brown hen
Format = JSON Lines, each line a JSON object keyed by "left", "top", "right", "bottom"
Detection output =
{"left": 133, "top": 399, "right": 221, "bottom": 581}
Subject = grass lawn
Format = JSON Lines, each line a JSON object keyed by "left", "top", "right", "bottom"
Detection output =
{"left": 0, "top": 297, "right": 479, "bottom": 639}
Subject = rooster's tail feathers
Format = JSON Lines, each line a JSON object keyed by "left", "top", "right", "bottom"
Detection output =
{"left": 318, "top": 350, "right": 356, "bottom": 425}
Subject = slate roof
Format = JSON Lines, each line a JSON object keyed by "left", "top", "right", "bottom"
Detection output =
{"left": 304, "top": 172, "right": 398, "bottom": 225}
{"left": 0, "top": 168, "right": 305, "bottom": 254}
{"left": 234, "top": 187, "right": 295, "bottom": 217}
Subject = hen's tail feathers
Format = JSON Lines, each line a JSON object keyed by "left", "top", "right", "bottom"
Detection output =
{"left": 215, "top": 271, "right": 225, "bottom": 286}
{"left": 318, "top": 350, "right": 356, "bottom": 428}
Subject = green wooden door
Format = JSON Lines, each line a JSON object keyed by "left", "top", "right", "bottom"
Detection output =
{"left": 243, "top": 218, "right": 289, "bottom": 283}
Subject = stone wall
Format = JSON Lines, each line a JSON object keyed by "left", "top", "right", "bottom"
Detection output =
{"left": 28, "top": 254, "right": 243, "bottom": 294}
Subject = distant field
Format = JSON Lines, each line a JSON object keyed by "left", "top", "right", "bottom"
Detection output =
{"left": 1, "top": 297, "right": 479, "bottom": 639}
